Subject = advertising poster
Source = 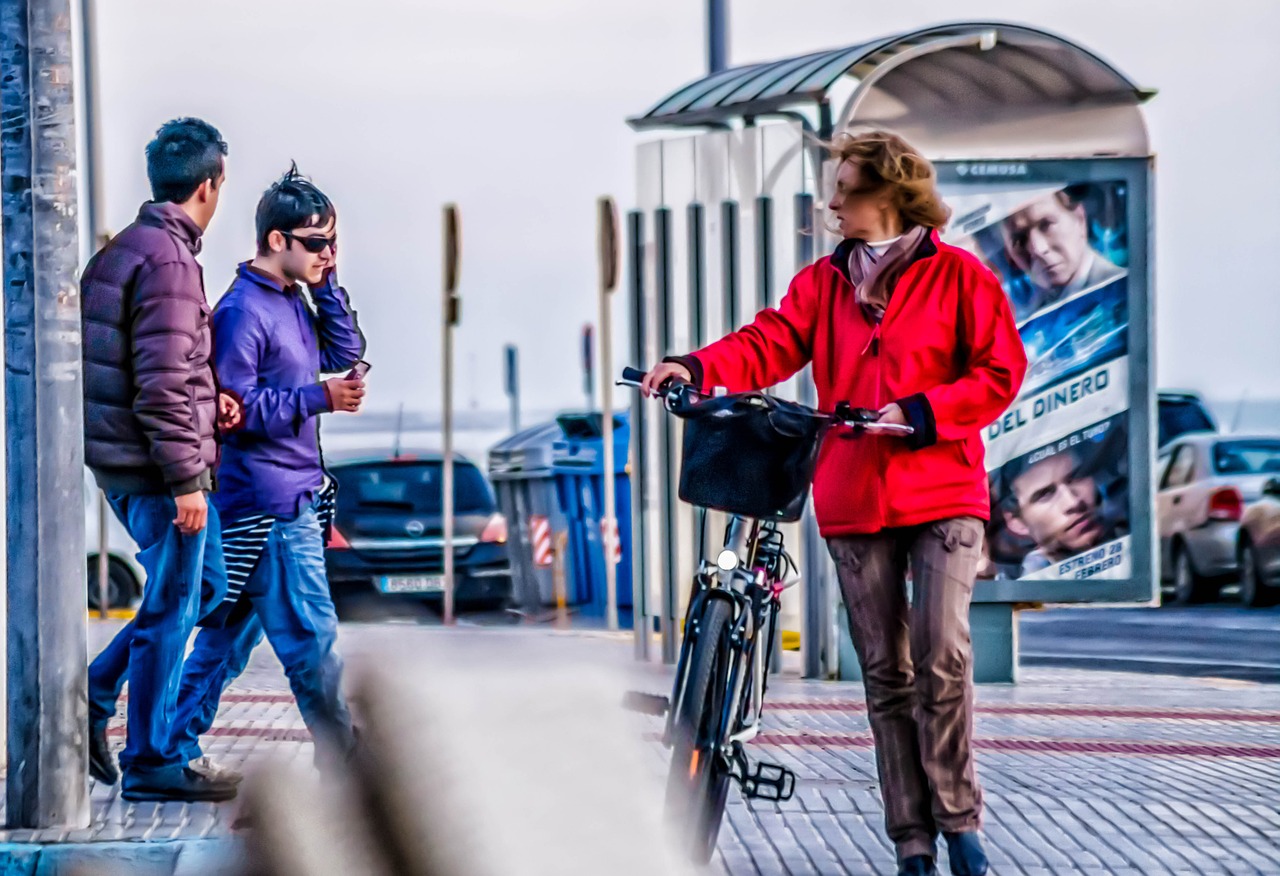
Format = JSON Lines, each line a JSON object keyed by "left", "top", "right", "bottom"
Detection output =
{"left": 942, "top": 177, "right": 1134, "bottom": 582}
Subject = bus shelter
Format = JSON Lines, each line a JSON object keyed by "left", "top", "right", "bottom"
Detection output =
{"left": 625, "top": 22, "right": 1156, "bottom": 682}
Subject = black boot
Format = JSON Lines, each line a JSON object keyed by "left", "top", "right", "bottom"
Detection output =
{"left": 121, "top": 766, "right": 238, "bottom": 803}
{"left": 898, "top": 855, "right": 940, "bottom": 876}
{"left": 88, "top": 720, "right": 118, "bottom": 786}
{"left": 944, "top": 831, "right": 989, "bottom": 876}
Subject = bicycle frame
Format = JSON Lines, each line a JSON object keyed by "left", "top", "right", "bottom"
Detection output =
{"left": 664, "top": 514, "right": 788, "bottom": 770}
{"left": 615, "top": 367, "right": 872, "bottom": 807}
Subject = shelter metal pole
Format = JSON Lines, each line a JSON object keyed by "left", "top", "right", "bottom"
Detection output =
{"left": 627, "top": 211, "right": 651, "bottom": 661}
{"left": 707, "top": 0, "right": 727, "bottom": 74}
{"left": 1, "top": 0, "right": 90, "bottom": 828}
{"left": 654, "top": 207, "right": 678, "bottom": 665}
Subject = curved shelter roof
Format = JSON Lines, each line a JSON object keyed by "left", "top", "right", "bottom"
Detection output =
{"left": 629, "top": 22, "right": 1154, "bottom": 159}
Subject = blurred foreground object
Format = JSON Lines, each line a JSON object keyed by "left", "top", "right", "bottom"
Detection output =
{"left": 237, "top": 641, "right": 689, "bottom": 875}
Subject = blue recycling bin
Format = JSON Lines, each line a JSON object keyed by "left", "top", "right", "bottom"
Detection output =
{"left": 551, "top": 411, "right": 632, "bottom": 623}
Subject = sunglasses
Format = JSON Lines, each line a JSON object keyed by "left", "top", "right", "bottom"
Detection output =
{"left": 282, "top": 231, "right": 337, "bottom": 255}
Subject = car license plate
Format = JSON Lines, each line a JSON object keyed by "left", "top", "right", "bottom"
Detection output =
{"left": 378, "top": 575, "right": 446, "bottom": 594}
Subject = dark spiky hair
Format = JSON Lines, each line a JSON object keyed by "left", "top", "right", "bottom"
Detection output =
{"left": 255, "top": 162, "right": 335, "bottom": 253}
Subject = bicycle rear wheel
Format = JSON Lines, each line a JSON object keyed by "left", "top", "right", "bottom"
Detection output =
{"left": 665, "top": 595, "right": 734, "bottom": 864}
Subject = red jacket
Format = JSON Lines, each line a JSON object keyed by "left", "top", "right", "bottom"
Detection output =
{"left": 678, "top": 232, "right": 1027, "bottom": 537}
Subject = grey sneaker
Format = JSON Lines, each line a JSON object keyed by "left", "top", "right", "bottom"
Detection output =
{"left": 188, "top": 756, "right": 243, "bottom": 785}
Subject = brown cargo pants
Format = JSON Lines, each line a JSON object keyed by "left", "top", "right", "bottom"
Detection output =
{"left": 827, "top": 516, "right": 985, "bottom": 862}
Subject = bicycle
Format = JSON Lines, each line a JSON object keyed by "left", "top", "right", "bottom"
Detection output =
{"left": 619, "top": 366, "right": 912, "bottom": 864}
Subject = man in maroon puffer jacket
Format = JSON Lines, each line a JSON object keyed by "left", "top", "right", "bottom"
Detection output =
{"left": 81, "top": 118, "right": 242, "bottom": 802}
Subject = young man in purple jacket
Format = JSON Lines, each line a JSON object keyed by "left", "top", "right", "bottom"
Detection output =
{"left": 82, "top": 118, "right": 242, "bottom": 802}
{"left": 168, "top": 166, "right": 366, "bottom": 775}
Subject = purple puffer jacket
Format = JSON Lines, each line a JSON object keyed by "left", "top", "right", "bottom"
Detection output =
{"left": 81, "top": 202, "right": 219, "bottom": 496}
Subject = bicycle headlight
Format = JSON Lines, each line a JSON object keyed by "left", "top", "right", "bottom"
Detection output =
{"left": 716, "top": 550, "right": 740, "bottom": 572}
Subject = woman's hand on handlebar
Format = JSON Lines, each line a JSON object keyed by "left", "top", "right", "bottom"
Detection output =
{"left": 876, "top": 403, "right": 910, "bottom": 436}
{"left": 640, "top": 362, "right": 692, "bottom": 398}
{"left": 877, "top": 403, "right": 905, "bottom": 426}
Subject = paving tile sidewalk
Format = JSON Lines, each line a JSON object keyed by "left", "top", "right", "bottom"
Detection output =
{"left": 708, "top": 669, "right": 1280, "bottom": 876}
{"left": 1, "top": 622, "right": 1276, "bottom": 875}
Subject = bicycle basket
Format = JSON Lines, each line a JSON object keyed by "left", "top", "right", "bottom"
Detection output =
{"left": 671, "top": 391, "right": 829, "bottom": 522}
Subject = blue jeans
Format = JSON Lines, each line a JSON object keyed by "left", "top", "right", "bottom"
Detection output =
{"left": 87, "top": 493, "right": 227, "bottom": 772}
{"left": 172, "top": 503, "right": 354, "bottom": 762}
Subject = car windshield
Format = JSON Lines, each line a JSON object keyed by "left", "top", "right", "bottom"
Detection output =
{"left": 1212, "top": 441, "right": 1280, "bottom": 476}
{"left": 334, "top": 461, "right": 494, "bottom": 514}
{"left": 1157, "top": 399, "right": 1215, "bottom": 448}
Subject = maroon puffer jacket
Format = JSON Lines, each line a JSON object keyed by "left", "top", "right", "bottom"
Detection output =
{"left": 81, "top": 202, "right": 218, "bottom": 496}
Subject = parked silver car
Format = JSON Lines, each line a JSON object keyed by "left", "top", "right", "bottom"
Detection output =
{"left": 1156, "top": 434, "right": 1280, "bottom": 604}
{"left": 1239, "top": 473, "right": 1280, "bottom": 607}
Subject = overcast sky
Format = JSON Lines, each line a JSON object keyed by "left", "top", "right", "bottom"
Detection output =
{"left": 93, "top": 0, "right": 1280, "bottom": 414}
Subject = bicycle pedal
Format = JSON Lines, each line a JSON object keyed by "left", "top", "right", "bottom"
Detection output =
{"left": 741, "top": 760, "right": 796, "bottom": 801}
{"left": 622, "top": 691, "right": 670, "bottom": 717}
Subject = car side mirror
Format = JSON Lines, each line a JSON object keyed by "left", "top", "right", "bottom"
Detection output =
{"left": 1265, "top": 478, "right": 1280, "bottom": 498}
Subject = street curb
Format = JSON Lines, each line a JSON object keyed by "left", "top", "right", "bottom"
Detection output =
{"left": 0, "top": 837, "right": 239, "bottom": 875}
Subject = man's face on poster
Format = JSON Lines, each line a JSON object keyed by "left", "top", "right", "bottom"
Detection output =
{"left": 1001, "top": 193, "right": 1090, "bottom": 290}
{"left": 1006, "top": 451, "right": 1105, "bottom": 560}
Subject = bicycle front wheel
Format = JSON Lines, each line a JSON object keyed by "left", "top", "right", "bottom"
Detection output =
{"left": 665, "top": 595, "right": 734, "bottom": 865}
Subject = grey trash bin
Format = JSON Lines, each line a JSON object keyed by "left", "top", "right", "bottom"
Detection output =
{"left": 488, "top": 422, "right": 570, "bottom": 613}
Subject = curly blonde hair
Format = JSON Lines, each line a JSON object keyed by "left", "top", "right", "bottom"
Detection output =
{"left": 828, "top": 129, "right": 950, "bottom": 229}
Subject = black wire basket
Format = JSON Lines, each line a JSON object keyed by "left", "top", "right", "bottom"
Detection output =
{"left": 670, "top": 390, "right": 830, "bottom": 522}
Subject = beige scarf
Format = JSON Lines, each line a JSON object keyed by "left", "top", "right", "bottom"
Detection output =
{"left": 847, "top": 224, "right": 929, "bottom": 320}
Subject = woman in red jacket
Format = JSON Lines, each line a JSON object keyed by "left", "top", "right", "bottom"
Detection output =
{"left": 642, "top": 130, "right": 1027, "bottom": 876}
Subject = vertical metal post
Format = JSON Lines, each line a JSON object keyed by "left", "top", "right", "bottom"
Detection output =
{"left": 654, "top": 207, "right": 677, "bottom": 664}
{"left": 441, "top": 205, "right": 460, "bottom": 625}
{"left": 552, "top": 532, "right": 569, "bottom": 630}
{"left": 794, "top": 195, "right": 815, "bottom": 271}
{"left": 794, "top": 192, "right": 829, "bottom": 679}
{"left": 598, "top": 197, "right": 620, "bottom": 632}
{"left": 581, "top": 324, "right": 594, "bottom": 413}
{"left": 707, "top": 0, "right": 728, "bottom": 74}
{"left": 79, "top": 0, "right": 102, "bottom": 248}
{"left": 754, "top": 195, "right": 774, "bottom": 312}
{"left": 627, "top": 210, "right": 650, "bottom": 661}
{"left": 1, "top": 0, "right": 90, "bottom": 829}
{"left": 816, "top": 106, "right": 843, "bottom": 677}
{"left": 79, "top": 0, "right": 110, "bottom": 619}
{"left": 721, "top": 200, "right": 739, "bottom": 332}
{"left": 95, "top": 497, "right": 108, "bottom": 618}
{"left": 687, "top": 202, "right": 707, "bottom": 564}
{"left": 503, "top": 344, "right": 519, "bottom": 436}
{"left": 687, "top": 203, "right": 706, "bottom": 349}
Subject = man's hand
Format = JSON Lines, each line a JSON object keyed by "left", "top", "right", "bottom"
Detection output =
{"left": 640, "top": 362, "right": 692, "bottom": 398}
{"left": 174, "top": 490, "right": 208, "bottom": 535}
{"left": 325, "top": 376, "right": 365, "bottom": 413}
{"left": 217, "top": 391, "right": 243, "bottom": 433}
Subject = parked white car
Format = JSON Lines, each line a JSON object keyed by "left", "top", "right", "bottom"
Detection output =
{"left": 1156, "top": 433, "right": 1280, "bottom": 604}
{"left": 84, "top": 468, "right": 143, "bottom": 610}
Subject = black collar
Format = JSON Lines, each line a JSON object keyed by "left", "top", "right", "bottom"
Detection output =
{"left": 239, "top": 262, "right": 298, "bottom": 295}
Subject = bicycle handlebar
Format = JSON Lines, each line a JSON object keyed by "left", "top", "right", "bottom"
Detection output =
{"left": 619, "top": 366, "right": 648, "bottom": 386}
{"left": 617, "top": 367, "right": 913, "bottom": 435}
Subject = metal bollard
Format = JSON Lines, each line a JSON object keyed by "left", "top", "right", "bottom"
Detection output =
{"left": 96, "top": 491, "right": 110, "bottom": 619}
{"left": 552, "top": 531, "right": 570, "bottom": 629}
